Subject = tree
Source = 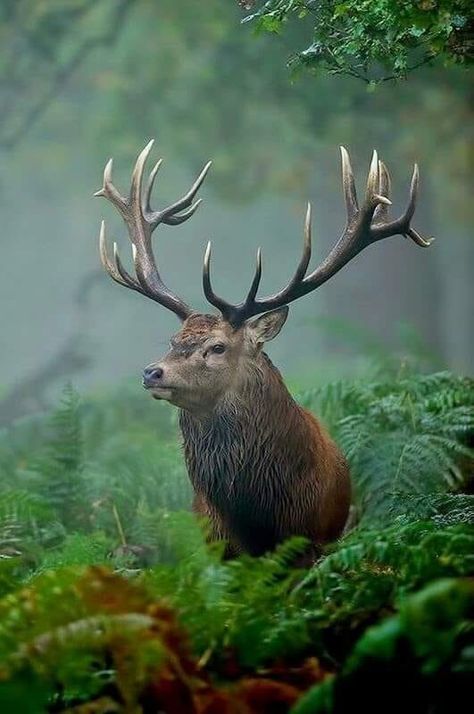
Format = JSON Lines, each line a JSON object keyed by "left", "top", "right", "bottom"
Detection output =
{"left": 241, "top": 1, "right": 473, "bottom": 82}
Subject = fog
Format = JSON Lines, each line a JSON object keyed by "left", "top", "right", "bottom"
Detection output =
{"left": 0, "top": 1, "right": 472, "bottom": 422}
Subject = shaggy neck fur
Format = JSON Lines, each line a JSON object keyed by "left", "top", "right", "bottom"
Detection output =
{"left": 179, "top": 351, "right": 317, "bottom": 554}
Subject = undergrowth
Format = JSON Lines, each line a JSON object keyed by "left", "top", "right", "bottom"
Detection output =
{"left": 0, "top": 364, "right": 472, "bottom": 712}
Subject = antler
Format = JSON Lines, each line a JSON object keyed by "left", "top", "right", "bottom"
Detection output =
{"left": 95, "top": 140, "right": 211, "bottom": 321}
{"left": 203, "top": 147, "right": 433, "bottom": 326}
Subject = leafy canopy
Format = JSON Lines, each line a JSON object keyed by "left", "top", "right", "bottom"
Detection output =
{"left": 243, "top": 1, "right": 474, "bottom": 82}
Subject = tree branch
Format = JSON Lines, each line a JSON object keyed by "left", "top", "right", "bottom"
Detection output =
{"left": 0, "top": 0, "right": 136, "bottom": 151}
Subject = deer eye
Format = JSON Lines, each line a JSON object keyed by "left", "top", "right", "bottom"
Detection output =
{"left": 211, "top": 343, "right": 226, "bottom": 354}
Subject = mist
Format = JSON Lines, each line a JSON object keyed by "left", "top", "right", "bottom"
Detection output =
{"left": 0, "top": 0, "right": 472, "bottom": 422}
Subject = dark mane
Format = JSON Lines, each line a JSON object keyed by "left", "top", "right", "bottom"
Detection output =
{"left": 179, "top": 351, "right": 348, "bottom": 556}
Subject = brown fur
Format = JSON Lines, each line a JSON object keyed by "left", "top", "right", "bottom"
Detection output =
{"left": 180, "top": 351, "right": 350, "bottom": 557}
{"left": 145, "top": 312, "right": 351, "bottom": 559}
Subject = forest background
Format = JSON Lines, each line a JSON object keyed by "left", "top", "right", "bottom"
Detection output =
{"left": 0, "top": 3, "right": 472, "bottom": 711}
{"left": 0, "top": 0, "right": 472, "bottom": 424}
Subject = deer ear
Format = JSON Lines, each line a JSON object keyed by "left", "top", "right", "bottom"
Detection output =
{"left": 246, "top": 306, "right": 289, "bottom": 344}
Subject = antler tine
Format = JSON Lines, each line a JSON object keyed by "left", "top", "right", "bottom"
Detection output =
{"left": 145, "top": 158, "right": 163, "bottom": 213}
{"left": 244, "top": 248, "right": 263, "bottom": 306}
{"left": 203, "top": 242, "right": 235, "bottom": 318}
{"left": 279, "top": 202, "right": 313, "bottom": 295}
{"left": 363, "top": 149, "right": 391, "bottom": 216}
{"left": 95, "top": 140, "right": 211, "bottom": 320}
{"left": 402, "top": 163, "right": 419, "bottom": 225}
{"left": 373, "top": 160, "right": 392, "bottom": 221}
{"left": 130, "top": 139, "right": 155, "bottom": 215}
{"left": 340, "top": 146, "right": 358, "bottom": 219}
{"left": 406, "top": 227, "right": 432, "bottom": 247}
{"left": 365, "top": 149, "right": 379, "bottom": 201}
{"left": 294, "top": 202, "right": 313, "bottom": 283}
{"left": 378, "top": 160, "right": 391, "bottom": 199}
{"left": 402, "top": 166, "right": 433, "bottom": 246}
{"left": 201, "top": 147, "right": 432, "bottom": 326}
{"left": 99, "top": 221, "right": 126, "bottom": 287}
{"left": 153, "top": 160, "right": 212, "bottom": 228}
{"left": 164, "top": 198, "right": 203, "bottom": 225}
{"left": 99, "top": 221, "right": 142, "bottom": 293}
{"left": 94, "top": 159, "right": 129, "bottom": 222}
{"left": 113, "top": 242, "right": 143, "bottom": 292}
{"left": 374, "top": 163, "right": 432, "bottom": 247}
{"left": 254, "top": 200, "right": 312, "bottom": 305}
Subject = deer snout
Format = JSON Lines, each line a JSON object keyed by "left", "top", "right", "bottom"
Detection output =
{"left": 143, "top": 364, "right": 164, "bottom": 388}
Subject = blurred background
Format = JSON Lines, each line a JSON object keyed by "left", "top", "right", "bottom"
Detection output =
{"left": 0, "top": 0, "right": 472, "bottom": 424}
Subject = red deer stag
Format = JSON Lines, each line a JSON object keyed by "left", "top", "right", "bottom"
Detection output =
{"left": 95, "top": 141, "right": 431, "bottom": 559}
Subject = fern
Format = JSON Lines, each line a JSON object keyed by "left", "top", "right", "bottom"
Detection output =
{"left": 0, "top": 369, "right": 472, "bottom": 710}
{"left": 0, "top": 490, "right": 53, "bottom": 550}
{"left": 299, "top": 371, "right": 474, "bottom": 524}
{"left": 0, "top": 490, "right": 62, "bottom": 595}
{"left": 0, "top": 517, "right": 471, "bottom": 709}
{"left": 35, "top": 532, "right": 112, "bottom": 573}
{"left": 293, "top": 578, "right": 474, "bottom": 714}
{"left": 34, "top": 384, "right": 87, "bottom": 531}
{"left": 388, "top": 492, "right": 474, "bottom": 526}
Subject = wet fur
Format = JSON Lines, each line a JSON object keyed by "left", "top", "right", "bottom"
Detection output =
{"left": 180, "top": 351, "right": 350, "bottom": 558}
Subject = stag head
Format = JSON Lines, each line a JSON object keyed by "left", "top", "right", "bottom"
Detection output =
{"left": 96, "top": 141, "right": 432, "bottom": 415}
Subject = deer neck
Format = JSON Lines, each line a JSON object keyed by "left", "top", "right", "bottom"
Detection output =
{"left": 181, "top": 351, "right": 295, "bottom": 429}
{"left": 178, "top": 352, "right": 303, "bottom": 494}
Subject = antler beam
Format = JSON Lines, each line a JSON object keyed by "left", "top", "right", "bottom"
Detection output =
{"left": 203, "top": 147, "right": 432, "bottom": 326}
{"left": 95, "top": 140, "right": 211, "bottom": 321}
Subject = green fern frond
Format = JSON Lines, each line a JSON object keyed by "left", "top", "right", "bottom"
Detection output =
{"left": 298, "top": 371, "right": 474, "bottom": 525}
{"left": 34, "top": 385, "right": 87, "bottom": 530}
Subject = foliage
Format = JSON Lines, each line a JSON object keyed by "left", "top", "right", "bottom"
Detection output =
{"left": 34, "top": 384, "right": 87, "bottom": 530}
{"left": 0, "top": 517, "right": 472, "bottom": 710}
{"left": 0, "top": 4, "right": 472, "bottom": 707}
{"left": 1, "top": 0, "right": 471, "bottom": 215}
{"left": 300, "top": 370, "right": 474, "bottom": 523}
{"left": 293, "top": 577, "right": 474, "bottom": 713}
{"left": 0, "top": 365, "right": 472, "bottom": 710}
{"left": 243, "top": 1, "right": 474, "bottom": 82}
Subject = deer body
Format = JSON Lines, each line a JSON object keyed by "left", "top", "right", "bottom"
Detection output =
{"left": 180, "top": 346, "right": 349, "bottom": 556}
{"left": 95, "top": 140, "right": 431, "bottom": 558}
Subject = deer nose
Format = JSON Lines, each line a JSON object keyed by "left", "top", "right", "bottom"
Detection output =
{"left": 143, "top": 365, "right": 164, "bottom": 387}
